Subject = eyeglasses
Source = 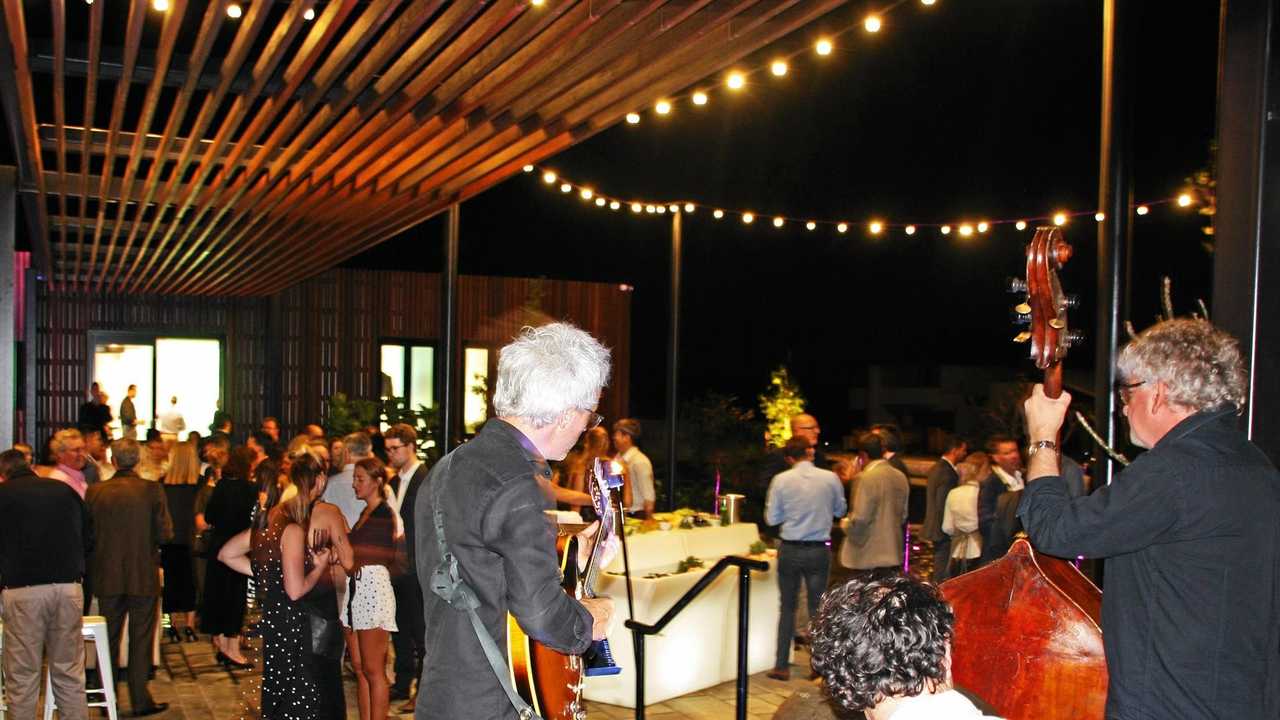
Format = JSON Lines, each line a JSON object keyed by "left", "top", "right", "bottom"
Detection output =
{"left": 585, "top": 412, "right": 604, "bottom": 430}
{"left": 1115, "top": 380, "right": 1146, "bottom": 407}
{"left": 384, "top": 443, "right": 408, "bottom": 452}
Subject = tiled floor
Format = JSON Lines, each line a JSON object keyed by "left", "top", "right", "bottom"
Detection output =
{"left": 62, "top": 634, "right": 824, "bottom": 719}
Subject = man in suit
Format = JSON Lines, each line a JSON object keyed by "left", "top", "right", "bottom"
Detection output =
{"left": 86, "top": 438, "right": 174, "bottom": 717}
{"left": 978, "top": 435, "right": 1025, "bottom": 565}
{"left": 119, "top": 385, "right": 139, "bottom": 440}
{"left": 840, "top": 432, "right": 910, "bottom": 575}
{"left": 923, "top": 435, "right": 968, "bottom": 583}
{"left": 385, "top": 423, "right": 429, "bottom": 711}
{"left": 872, "top": 424, "right": 911, "bottom": 479}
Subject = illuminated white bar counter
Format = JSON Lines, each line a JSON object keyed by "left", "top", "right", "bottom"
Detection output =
{"left": 582, "top": 522, "right": 784, "bottom": 708}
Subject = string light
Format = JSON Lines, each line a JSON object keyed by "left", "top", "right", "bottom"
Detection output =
{"left": 815, "top": 38, "right": 834, "bottom": 56}
{"left": 580, "top": 188, "right": 593, "bottom": 200}
{"left": 977, "top": 221, "right": 989, "bottom": 233}
{"left": 940, "top": 225, "right": 951, "bottom": 235}
{"left": 713, "top": 209, "right": 725, "bottom": 219}
{"left": 684, "top": 203, "right": 695, "bottom": 213}
{"left": 692, "top": 92, "right": 708, "bottom": 106}
{"left": 773, "top": 216, "right": 785, "bottom": 228}
{"left": 152, "top": 0, "right": 168, "bottom": 11}
{"left": 303, "top": 7, "right": 315, "bottom": 20}
{"left": 645, "top": 204, "right": 656, "bottom": 213}
{"left": 542, "top": 171, "right": 556, "bottom": 184}
{"left": 1052, "top": 212, "right": 1067, "bottom": 226}
{"left": 669, "top": 204, "right": 679, "bottom": 213}
{"left": 1094, "top": 211, "right": 1105, "bottom": 221}
{"left": 631, "top": 203, "right": 642, "bottom": 213}
{"left": 655, "top": 100, "right": 672, "bottom": 115}
{"left": 523, "top": 165, "right": 534, "bottom": 173}
{"left": 560, "top": 183, "right": 572, "bottom": 193}
{"left": 958, "top": 224, "right": 974, "bottom": 237}
{"left": 921, "top": 0, "right": 937, "bottom": 5}
{"left": 530, "top": 0, "right": 544, "bottom": 6}
{"left": 869, "top": 221, "right": 884, "bottom": 235}
{"left": 806, "top": 221, "right": 817, "bottom": 231}
{"left": 905, "top": 225, "right": 916, "bottom": 235}
{"left": 1015, "top": 220, "right": 1027, "bottom": 230}
{"left": 1136, "top": 205, "right": 1149, "bottom": 215}
{"left": 726, "top": 72, "right": 746, "bottom": 90}
{"left": 227, "top": 3, "right": 242, "bottom": 18}
{"left": 610, "top": 201, "right": 621, "bottom": 210}
{"left": 625, "top": 112, "right": 641, "bottom": 124}
{"left": 657, "top": 205, "right": 666, "bottom": 214}
{"left": 1177, "top": 193, "right": 1193, "bottom": 207}
{"left": 837, "top": 223, "right": 848, "bottom": 233}
{"left": 771, "top": 60, "right": 788, "bottom": 77}
{"left": 864, "top": 15, "right": 882, "bottom": 33}
{"left": 595, "top": 197, "right": 606, "bottom": 207}
{"left": 742, "top": 212, "right": 755, "bottom": 224}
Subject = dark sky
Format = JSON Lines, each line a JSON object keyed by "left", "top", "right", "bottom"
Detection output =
{"left": 350, "top": 0, "right": 1221, "bottom": 435}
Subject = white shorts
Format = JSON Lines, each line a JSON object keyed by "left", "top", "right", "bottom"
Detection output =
{"left": 340, "top": 564, "right": 398, "bottom": 632}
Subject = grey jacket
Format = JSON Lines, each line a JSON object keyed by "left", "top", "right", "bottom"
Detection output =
{"left": 840, "top": 459, "right": 909, "bottom": 570}
{"left": 415, "top": 419, "right": 594, "bottom": 720}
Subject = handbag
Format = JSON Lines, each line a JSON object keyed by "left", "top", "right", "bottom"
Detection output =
{"left": 192, "top": 527, "right": 214, "bottom": 558}
{"left": 308, "top": 607, "right": 345, "bottom": 660}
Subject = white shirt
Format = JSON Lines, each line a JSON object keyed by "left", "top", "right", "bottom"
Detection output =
{"left": 385, "top": 460, "right": 420, "bottom": 539}
{"left": 886, "top": 689, "right": 1004, "bottom": 719}
{"left": 158, "top": 406, "right": 186, "bottom": 434}
{"left": 322, "top": 463, "right": 363, "bottom": 529}
{"left": 942, "top": 483, "right": 982, "bottom": 560}
{"left": 992, "top": 465, "right": 1024, "bottom": 492}
{"left": 621, "top": 446, "right": 655, "bottom": 512}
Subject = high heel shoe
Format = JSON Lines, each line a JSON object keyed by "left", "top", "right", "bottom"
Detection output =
{"left": 165, "top": 627, "right": 181, "bottom": 643}
{"left": 216, "top": 651, "right": 254, "bottom": 670}
{"left": 184, "top": 627, "right": 199, "bottom": 643}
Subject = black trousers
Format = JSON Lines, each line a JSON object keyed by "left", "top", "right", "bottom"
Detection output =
{"left": 390, "top": 572, "right": 424, "bottom": 694}
{"left": 98, "top": 593, "right": 157, "bottom": 712}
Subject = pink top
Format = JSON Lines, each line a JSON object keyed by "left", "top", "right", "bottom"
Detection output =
{"left": 50, "top": 464, "right": 87, "bottom": 498}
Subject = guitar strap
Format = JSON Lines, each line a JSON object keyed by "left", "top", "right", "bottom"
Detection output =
{"left": 427, "top": 452, "right": 543, "bottom": 720}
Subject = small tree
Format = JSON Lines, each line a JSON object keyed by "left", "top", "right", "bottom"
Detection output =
{"left": 758, "top": 366, "right": 805, "bottom": 448}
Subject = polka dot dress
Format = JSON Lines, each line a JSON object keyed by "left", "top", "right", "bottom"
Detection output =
{"left": 341, "top": 564, "right": 397, "bottom": 631}
{"left": 252, "top": 511, "right": 322, "bottom": 719}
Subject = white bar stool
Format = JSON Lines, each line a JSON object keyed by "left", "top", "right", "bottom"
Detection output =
{"left": 43, "top": 615, "right": 118, "bottom": 720}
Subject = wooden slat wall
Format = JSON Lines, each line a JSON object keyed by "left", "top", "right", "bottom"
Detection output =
{"left": 35, "top": 269, "right": 630, "bottom": 443}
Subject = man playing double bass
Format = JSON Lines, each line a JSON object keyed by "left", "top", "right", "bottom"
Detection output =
{"left": 1019, "top": 318, "right": 1280, "bottom": 720}
{"left": 415, "top": 323, "right": 616, "bottom": 720}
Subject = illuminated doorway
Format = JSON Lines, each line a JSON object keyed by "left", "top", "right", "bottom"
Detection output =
{"left": 90, "top": 335, "right": 223, "bottom": 440}
{"left": 92, "top": 343, "right": 154, "bottom": 438}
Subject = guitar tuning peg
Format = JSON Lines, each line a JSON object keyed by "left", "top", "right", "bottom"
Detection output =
{"left": 1013, "top": 331, "right": 1031, "bottom": 343}
{"left": 1007, "top": 277, "right": 1028, "bottom": 294}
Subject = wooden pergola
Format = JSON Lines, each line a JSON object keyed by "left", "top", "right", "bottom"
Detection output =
{"left": 1, "top": 0, "right": 848, "bottom": 297}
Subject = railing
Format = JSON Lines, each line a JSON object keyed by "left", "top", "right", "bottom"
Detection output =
{"left": 622, "top": 555, "right": 770, "bottom": 720}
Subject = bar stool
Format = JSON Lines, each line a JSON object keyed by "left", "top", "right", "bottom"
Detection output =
{"left": 43, "top": 615, "right": 118, "bottom": 720}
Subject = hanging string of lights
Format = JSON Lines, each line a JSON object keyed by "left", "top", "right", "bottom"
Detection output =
{"left": 521, "top": 163, "right": 1200, "bottom": 237}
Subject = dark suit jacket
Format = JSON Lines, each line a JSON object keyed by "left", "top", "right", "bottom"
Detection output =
{"left": 392, "top": 461, "right": 431, "bottom": 570}
{"left": 85, "top": 470, "right": 174, "bottom": 597}
{"left": 119, "top": 397, "right": 136, "bottom": 428}
{"left": 923, "top": 459, "right": 959, "bottom": 543}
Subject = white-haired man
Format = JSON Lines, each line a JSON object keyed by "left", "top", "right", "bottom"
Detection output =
{"left": 415, "top": 323, "right": 615, "bottom": 720}
{"left": 1020, "top": 319, "right": 1280, "bottom": 720}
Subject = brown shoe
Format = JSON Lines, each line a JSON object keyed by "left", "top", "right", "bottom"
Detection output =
{"left": 766, "top": 668, "right": 790, "bottom": 681}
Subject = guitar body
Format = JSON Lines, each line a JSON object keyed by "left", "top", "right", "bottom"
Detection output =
{"left": 507, "top": 534, "right": 585, "bottom": 720}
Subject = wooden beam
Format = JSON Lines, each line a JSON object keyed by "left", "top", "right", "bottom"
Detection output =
{"left": 0, "top": 0, "right": 52, "bottom": 275}
{"left": 69, "top": 0, "right": 101, "bottom": 288}
{"left": 38, "top": 125, "right": 282, "bottom": 172}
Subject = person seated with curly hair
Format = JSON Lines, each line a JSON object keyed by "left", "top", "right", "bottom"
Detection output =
{"left": 809, "top": 574, "right": 1002, "bottom": 720}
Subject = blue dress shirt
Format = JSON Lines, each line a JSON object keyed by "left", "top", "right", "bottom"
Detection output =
{"left": 765, "top": 460, "right": 847, "bottom": 541}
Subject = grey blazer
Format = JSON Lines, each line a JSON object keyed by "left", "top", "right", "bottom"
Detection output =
{"left": 840, "top": 459, "right": 909, "bottom": 570}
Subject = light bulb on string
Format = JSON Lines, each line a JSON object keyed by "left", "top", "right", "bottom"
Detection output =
{"left": 542, "top": 171, "right": 556, "bottom": 184}
{"left": 864, "top": 15, "right": 882, "bottom": 33}
{"left": 837, "top": 222, "right": 848, "bottom": 233}
{"left": 657, "top": 205, "right": 666, "bottom": 214}
{"left": 152, "top": 0, "right": 169, "bottom": 11}
{"left": 1015, "top": 220, "right": 1027, "bottom": 231}
{"left": 560, "top": 183, "right": 572, "bottom": 193}
{"left": 303, "top": 7, "right": 315, "bottom": 20}
{"left": 940, "top": 225, "right": 951, "bottom": 235}
{"left": 977, "top": 221, "right": 989, "bottom": 233}
{"left": 595, "top": 197, "right": 606, "bottom": 207}
{"left": 522, "top": 164, "right": 534, "bottom": 173}
{"left": 227, "top": 3, "right": 242, "bottom": 18}
{"left": 772, "top": 216, "right": 785, "bottom": 228}
{"left": 645, "top": 205, "right": 656, "bottom": 214}
{"left": 666, "top": 204, "right": 677, "bottom": 213}
{"left": 631, "top": 203, "right": 642, "bottom": 213}
{"left": 771, "top": 60, "right": 788, "bottom": 77}
{"left": 958, "top": 224, "right": 973, "bottom": 237}
{"left": 726, "top": 71, "right": 746, "bottom": 90}
{"left": 1095, "top": 212, "right": 1105, "bottom": 222}
{"left": 1177, "top": 193, "right": 1193, "bottom": 207}
{"left": 742, "top": 212, "right": 755, "bottom": 224}
{"left": 655, "top": 100, "right": 672, "bottom": 115}
{"left": 815, "top": 38, "right": 834, "bottom": 56}
{"left": 1136, "top": 205, "right": 1149, "bottom": 216}
{"left": 530, "top": 0, "right": 545, "bottom": 5}
{"left": 921, "top": 0, "right": 936, "bottom": 5}
{"left": 684, "top": 203, "right": 695, "bottom": 213}
{"left": 610, "top": 201, "right": 621, "bottom": 210}
{"left": 869, "top": 221, "right": 883, "bottom": 235}
{"left": 625, "top": 112, "right": 640, "bottom": 125}
{"left": 713, "top": 209, "right": 725, "bottom": 219}
{"left": 905, "top": 225, "right": 916, "bottom": 235}
{"left": 1052, "top": 212, "right": 1067, "bottom": 226}
{"left": 692, "top": 92, "right": 708, "bottom": 106}
{"left": 806, "top": 221, "right": 817, "bottom": 231}
{"left": 580, "top": 188, "right": 593, "bottom": 200}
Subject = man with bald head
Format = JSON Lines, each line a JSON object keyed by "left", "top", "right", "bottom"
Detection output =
{"left": 760, "top": 413, "right": 832, "bottom": 497}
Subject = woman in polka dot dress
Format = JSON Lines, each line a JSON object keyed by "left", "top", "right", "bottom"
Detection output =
{"left": 340, "top": 456, "right": 398, "bottom": 720}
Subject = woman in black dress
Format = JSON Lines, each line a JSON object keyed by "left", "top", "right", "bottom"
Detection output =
{"left": 220, "top": 455, "right": 341, "bottom": 719}
{"left": 161, "top": 438, "right": 202, "bottom": 641}
{"left": 200, "top": 445, "right": 258, "bottom": 667}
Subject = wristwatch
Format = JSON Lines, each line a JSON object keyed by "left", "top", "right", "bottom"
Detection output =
{"left": 1027, "top": 439, "right": 1058, "bottom": 456}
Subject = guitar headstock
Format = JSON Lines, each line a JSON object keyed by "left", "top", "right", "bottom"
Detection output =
{"left": 1010, "top": 226, "right": 1080, "bottom": 398}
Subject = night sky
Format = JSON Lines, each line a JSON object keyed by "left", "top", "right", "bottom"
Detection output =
{"left": 350, "top": 0, "right": 1221, "bottom": 437}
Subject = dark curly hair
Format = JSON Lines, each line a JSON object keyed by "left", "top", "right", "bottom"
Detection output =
{"left": 810, "top": 574, "right": 954, "bottom": 712}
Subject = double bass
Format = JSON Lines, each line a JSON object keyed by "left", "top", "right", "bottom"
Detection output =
{"left": 940, "top": 226, "right": 1108, "bottom": 720}
{"left": 507, "top": 458, "right": 623, "bottom": 720}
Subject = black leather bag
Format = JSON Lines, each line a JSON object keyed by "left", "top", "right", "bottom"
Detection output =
{"left": 308, "top": 609, "right": 344, "bottom": 660}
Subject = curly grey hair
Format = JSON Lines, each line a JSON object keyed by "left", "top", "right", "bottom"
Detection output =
{"left": 1117, "top": 318, "right": 1248, "bottom": 414}
{"left": 492, "top": 323, "right": 611, "bottom": 428}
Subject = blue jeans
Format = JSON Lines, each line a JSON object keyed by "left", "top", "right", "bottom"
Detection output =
{"left": 774, "top": 542, "right": 831, "bottom": 671}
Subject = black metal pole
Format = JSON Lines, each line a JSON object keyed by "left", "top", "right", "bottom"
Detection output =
{"left": 440, "top": 204, "right": 461, "bottom": 452}
{"left": 735, "top": 566, "right": 751, "bottom": 720}
{"left": 665, "top": 210, "right": 681, "bottom": 510}
{"left": 633, "top": 630, "right": 646, "bottom": 720}
{"left": 1095, "top": 0, "right": 1133, "bottom": 486}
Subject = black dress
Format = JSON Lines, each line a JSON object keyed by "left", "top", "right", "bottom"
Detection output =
{"left": 161, "top": 483, "right": 198, "bottom": 612}
{"left": 199, "top": 475, "right": 257, "bottom": 636}
{"left": 252, "top": 510, "right": 321, "bottom": 719}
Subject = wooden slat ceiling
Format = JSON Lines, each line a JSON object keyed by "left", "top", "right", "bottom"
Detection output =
{"left": 2, "top": 0, "right": 849, "bottom": 296}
